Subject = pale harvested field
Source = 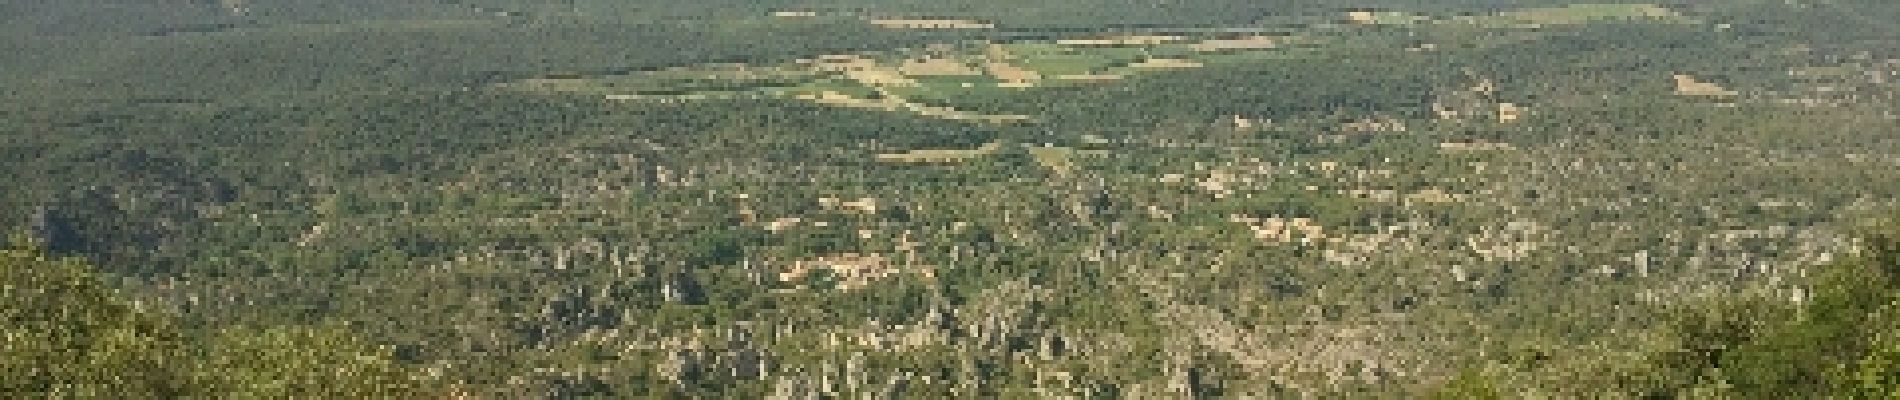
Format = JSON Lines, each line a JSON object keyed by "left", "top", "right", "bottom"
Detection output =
{"left": 899, "top": 58, "right": 983, "bottom": 76}
{"left": 844, "top": 68, "right": 919, "bottom": 87}
{"left": 1673, "top": 74, "right": 1738, "bottom": 97}
{"left": 1191, "top": 36, "right": 1279, "bottom": 52}
{"left": 1126, "top": 58, "right": 1204, "bottom": 70}
{"left": 876, "top": 142, "right": 1004, "bottom": 163}
{"left": 1498, "top": 3, "right": 1678, "bottom": 25}
{"left": 1053, "top": 74, "right": 1126, "bottom": 82}
{"left": 866, "top": 18, "right": 994, "bottom": 29}
{"left": 1056, "top": 35, "right": 1188, "bottom": 46}
{"left": 986, "top": 61, "right": 1043, "bottom": 84}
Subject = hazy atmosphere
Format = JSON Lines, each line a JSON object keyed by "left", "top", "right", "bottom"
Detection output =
{"left": 3, "top": 1, "right": 1899, "bottom": 398}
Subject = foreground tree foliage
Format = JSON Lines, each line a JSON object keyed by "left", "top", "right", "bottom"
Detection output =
{"left": 0, "top": 238, "right": 189, "bottom": 397}
{"left": 1673, "top": 226, "right": 1900, "bottom": 399}
{"left": 1437, "top": 224, "right": 1900, "bottom": 398}
{"left": 0, "top": 237, "right": 437, "bottom": 398}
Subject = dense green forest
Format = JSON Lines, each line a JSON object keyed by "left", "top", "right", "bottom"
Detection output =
{"left": 4, "top": 0, "right": 1900, "bottom": 398}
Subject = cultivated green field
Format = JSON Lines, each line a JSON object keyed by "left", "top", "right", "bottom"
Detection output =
{"left": 503, "top": 4, "right": 1690, "bottom": 122}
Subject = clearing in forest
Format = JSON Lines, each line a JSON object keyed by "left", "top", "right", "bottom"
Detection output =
{"left": 1481, "top": 3, "right": 1681, "bottom": 26}
{"left": 501, "top": 3, "right": 1698, "bottom": 122}
{"left": 1673, "top": 74, "right": 1740, "bottom": 97}
{"left": 875, "top": 142, "right": 1006, "bottom": 163}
